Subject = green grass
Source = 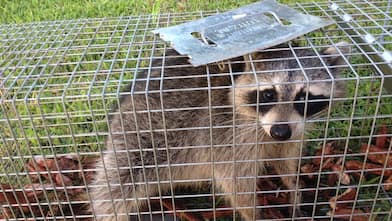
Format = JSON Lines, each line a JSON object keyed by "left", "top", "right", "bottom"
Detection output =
{"left": 0, "top": 0, "right": 320, "bottom": 24}
{"left": 1, "top": 0, "right": 391, "bottom": 220}
{"left": 0, "top": 0, "right": 254, "bottom": 24}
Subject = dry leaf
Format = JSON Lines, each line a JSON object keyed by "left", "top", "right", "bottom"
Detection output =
{"left": 360, "top": 144, "right": 392, "bottom": 167}
{"left": 312, "top": 142, "right": 336, "bottom": 166}
{"left": 331, "top": 165, "right": 351, "bottom": 185}
{"left": 265, "top": 194, "right": 289, "bottom": 205}
{"left": 327, "top": 173, "right": 338, "bottom": 186}
{"left": 327, "top": 207, "right": 369, "bottom": 221}
{"left": 24, "top": 183, "right": 51, "bottom": 199}
{"left": 263, "top": 207, "right": 285, "bottom": 219}
{"left": 329, "top": 188, "right": 356, "bottom": 210}
{"left": 0, "top": 184, "right": 42, "bottom": 217}
{"left": 345, "top": 160, "right": 392, "bottom": 177}
{"left": 376, "top": 125, "right": 388, "bottom": 148}
{"left": 18, "top": 155, "right": 98, "bottom": 220}
{"left": 160, "top": 199, "right": 201, "bottom": 221}
{"left": 201, "top": 209, "right": 233, "bottom": 220}
{"left": 321, "top": 158, "right": 336, "bottom": 170}
{"left": 301, "top": 163, "right": 315, "bottom": 174}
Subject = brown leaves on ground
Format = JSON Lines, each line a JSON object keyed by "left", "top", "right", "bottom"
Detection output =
{"left": 299, "top": 125, "right": 392, "bottom": 221}
{"left": 345, "top": 160, "right": 392, "bottom": 177}
{"left": 302, "top": 125, "right": 392, "bottom": 188}
{"left": 0, "top": 154, "right": 97, "bottom": 220}
{"left": 0, "top": 183, "right": 46, "bottom": 218}
{"left": 360, "top": 144, "right": 392, "bottom": 167}
{"left": 1, "top": 125, "right": 391, "bottom": 220}
{"left": 351, "top": 125, "right": 392, "bottom": 190}
{"left": 327, "top": 189, "right": 369, "bottom": 221}
{"left": 301, "top": 142, "right": 351, "bottom": 186}
{"left": 376, "top": 125, "right": 389, "bottom": 148}
{"left": 327, "top": 207, "right": 370, "bottom": 221}
{"left": 329, "top": 188, "right": 357, "bottom": 210}
{"left": 256, "top": 172, "right": 289, "bottom": 219}
{"left": 155, "top": 168, "right": 290, "bottom": 220}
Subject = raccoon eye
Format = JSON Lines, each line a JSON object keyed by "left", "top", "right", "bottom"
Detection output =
{"left": 298, "top": 95, "right": 305, "bottom": 101}
{"left": 294, "top": 91, "right": 329, "bottom": 116}
{"left": 260, "top": 89, "right": 276, "bottom": 102}
{"left": 246, "top": 89, "right": 277, "bottom": 113}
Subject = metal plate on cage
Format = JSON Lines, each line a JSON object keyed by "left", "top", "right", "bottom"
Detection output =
{"left": 152, "top": 0, "right": 334, "bottom": 66}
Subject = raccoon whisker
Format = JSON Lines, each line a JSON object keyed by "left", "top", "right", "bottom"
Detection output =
{"left": 211, "top": 111, "right": 234, "bottom": 116}
{"left": 234, "top": 112, "right": 258, "bottom": 121}
{"left": 218, "top": 115, "right": 258, "bottom": 125}
{"left": 308, "top": 114, "right": 323, "bottom": 120}
{"left": 227, "top": 131, "right": 267, "bottom": 147}
{"left": 234, "top": 126, "right": 266, "bottom": 138}
{"left": 219, "top": 125, "right": 259, "bottom": 140}
{"left": 196, "top": 111, "right": 234, "bottom": 123}
{"left": 213, "top": 118, "right": 256, "bottom": 127}
{"left": 306, "top": 111, "right": 328, "bottom": 120}
{"left": 223, "top": 134, "right": 253, "bottom": 146}
{"left": 207, "top": 112, "right": 234, "bottom": 119}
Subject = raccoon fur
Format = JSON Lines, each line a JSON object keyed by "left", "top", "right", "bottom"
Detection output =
{"left": 90, "top": 42, "right": 350, "bottom": 221}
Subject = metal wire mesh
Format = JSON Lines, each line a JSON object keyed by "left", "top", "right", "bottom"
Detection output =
{"left": 0, "top": 0, "right": 391, "bottom": 220}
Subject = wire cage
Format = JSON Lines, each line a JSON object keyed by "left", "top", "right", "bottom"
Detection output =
{"left": 0, "top": 0, "right": 391, "bottom": 220}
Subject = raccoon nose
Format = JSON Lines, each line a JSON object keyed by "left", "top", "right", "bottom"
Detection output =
{"left": 270, "top": 124, "right": 292, "bottom": 140}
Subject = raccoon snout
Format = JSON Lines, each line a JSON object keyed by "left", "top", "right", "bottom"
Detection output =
{"left": 270, "top": 124, "right": 292, "bottom": 140}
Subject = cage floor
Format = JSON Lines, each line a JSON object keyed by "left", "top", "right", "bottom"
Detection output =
{"left": 1, "top": 0, "right": 392, "bottom": 220}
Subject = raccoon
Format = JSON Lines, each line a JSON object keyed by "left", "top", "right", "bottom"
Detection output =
{"left": 90, "top": 42, "right": 350, "bottom": 221}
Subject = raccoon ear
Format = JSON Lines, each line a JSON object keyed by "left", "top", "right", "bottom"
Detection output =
{"left": 243, "top": 52, "right": 263, "bottom": 71}
{"left": 321, "top": 41, "right": 352, "bottom": 69}
{"left": 243, "top": 53, "right": 253, "bottom": 71}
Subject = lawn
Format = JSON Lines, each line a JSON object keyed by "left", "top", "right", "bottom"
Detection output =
{"left": 0, "top": 0, "right": 391, "bottom": 220}
{"left": 0, "top": 0, "right": 313, "bottom": 24}
{"left": 0, "top": 0, "right": 164, "bottom": 23}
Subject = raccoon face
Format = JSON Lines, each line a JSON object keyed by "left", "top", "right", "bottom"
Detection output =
{"left": 231, "top": 42, "right": 351, "bottom": 141}
{"left": 244, "top": 85, "right": 331, "bottom": 141}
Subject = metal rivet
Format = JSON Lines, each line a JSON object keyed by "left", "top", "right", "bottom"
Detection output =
{"left": 382, "top": 51, "right": 392, "bottom": 63}
{"left": 364, "top": 34, "right": 376, "bottom": 44}
{"left": 329, "top": 3, "right": 339, "bottom": 11}
{"left": 232, "top": 13, "right": 247, "bottom": 20}
{"left": 343, "top": 14, "right": 352, "bottom": 22}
